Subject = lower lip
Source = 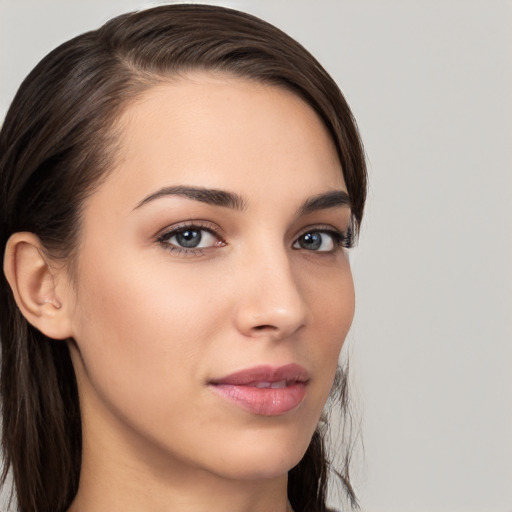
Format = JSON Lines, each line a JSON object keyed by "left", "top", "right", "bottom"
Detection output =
{"left": 210, "top": 382, "right": 307, "bottom": 416}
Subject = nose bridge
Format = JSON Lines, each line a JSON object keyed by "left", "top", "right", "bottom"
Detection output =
{"left": 233, "top": 237, "right": 308, "bottom": 338}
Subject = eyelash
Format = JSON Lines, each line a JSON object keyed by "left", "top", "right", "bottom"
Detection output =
{"left": 156, "top": 222, "right": 353, "bottom": 256}
{"left": 294, "top": 225, "right": 354, "bottom": 252}
{"left": 156, "top": 222, "right": 224, "bottom": 256}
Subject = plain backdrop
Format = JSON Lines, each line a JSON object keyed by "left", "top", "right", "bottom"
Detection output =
{"left": 1, "top": 1, "right": 511, "bottom": 511}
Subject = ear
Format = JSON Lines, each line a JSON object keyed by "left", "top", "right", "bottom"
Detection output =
{"left": 3, "top": 232, "right": 74, "bottom": 340}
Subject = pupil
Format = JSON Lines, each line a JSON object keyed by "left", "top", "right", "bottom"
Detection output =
{"left": 301, "top": 232, "right": 321, "bottom": 250}
{"left": 176, "top": 229, "right": 201, "bottom": 248}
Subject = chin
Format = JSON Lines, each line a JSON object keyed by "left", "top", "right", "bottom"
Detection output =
{"left": 221, "top": 451, "right": 306, "bottom": 482}
{"left": 206, "top": 421, "right": 316, "bottom": 481}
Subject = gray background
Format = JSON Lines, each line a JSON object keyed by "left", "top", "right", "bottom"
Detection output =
{"left": 1, "top": 1, "right": 511, "bottom": 511}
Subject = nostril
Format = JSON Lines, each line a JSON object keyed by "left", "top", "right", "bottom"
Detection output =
{"left": 253, "top": 324, "right": 277, "bottom": 331}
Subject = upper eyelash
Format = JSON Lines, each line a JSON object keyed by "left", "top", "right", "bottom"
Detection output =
{"left": 331, "top": 227, "right": 353, "bottom": 249}
{"left": 156, "top": 222, "right": 223, "bottom": 254}
{"left": 155, "top": 222, "right": 353, "bottom": 255}
{"left": 296, "top": 225, "right": 354, "bottom": 250}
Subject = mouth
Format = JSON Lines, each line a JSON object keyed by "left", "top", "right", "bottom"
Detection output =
{"left": 250, "top": 380, "right": 291, "bottom": 389}
{"left": 209, "top": 364, "right": 310, "bottom": 416}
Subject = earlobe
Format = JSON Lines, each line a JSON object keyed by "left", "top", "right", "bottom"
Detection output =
{"left": 3, "top": 232, "right": 73, "bottom": 340}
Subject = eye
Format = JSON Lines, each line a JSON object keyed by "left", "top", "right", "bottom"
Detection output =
{"left": 157, "top": 224, "right": 224, "bottom": 253}
{"left": 292, "top": 229, "right": 351, "bottom": 252}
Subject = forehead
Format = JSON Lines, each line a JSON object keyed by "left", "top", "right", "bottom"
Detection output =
{"left": 95, "top": 73, "right": 346, "bottom": 209}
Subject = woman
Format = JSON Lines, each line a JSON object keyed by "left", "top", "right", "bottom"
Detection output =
{"left": 0, "top": 4, "right": 366, "bottom": 512}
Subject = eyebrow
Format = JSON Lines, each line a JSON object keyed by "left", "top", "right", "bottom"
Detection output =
{"left": 297, "top": 190, "right": 351, "bottom": 215}
{"left": 133, "top": 185, "right": 246, "bottom": 211}
{"left": 133, "top": 185, "right": 350, "bottom": 215}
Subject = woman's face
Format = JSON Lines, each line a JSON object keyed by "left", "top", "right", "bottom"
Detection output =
{"left": 64, "top": 73, "right": 355, "bottom": 482}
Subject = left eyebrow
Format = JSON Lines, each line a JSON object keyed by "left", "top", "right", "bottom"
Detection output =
{"left": 297, "top": 190, "right": 351, "bottom": 216}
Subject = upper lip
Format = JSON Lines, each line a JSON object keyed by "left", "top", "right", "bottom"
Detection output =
{"left": 210, "top": 363, "right": 310, "bottom": 386}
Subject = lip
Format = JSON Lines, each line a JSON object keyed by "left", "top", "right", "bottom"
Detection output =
{"left": 209, "top": 364, "right": 310, "bottom": 416}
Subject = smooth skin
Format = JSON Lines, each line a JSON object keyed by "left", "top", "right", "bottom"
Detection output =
{"left": 5, "top": 73, "right": 355, "bottom": 512}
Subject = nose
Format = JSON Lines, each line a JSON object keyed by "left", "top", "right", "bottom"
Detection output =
{"left": 233, "top": 248, "right": 308, "bottom": 340}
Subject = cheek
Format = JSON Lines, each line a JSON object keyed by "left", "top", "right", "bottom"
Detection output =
{"left": 307, "top": 257, "right": 355, "bottom": 341}
{"left": 304, "top": 259, "right": 354, "bottom": 391}
{"left": 69, "top": 250, "right": 226, "bottom": 420}
{"left": 75, "top": 247, "right": 221, "bottom": 339}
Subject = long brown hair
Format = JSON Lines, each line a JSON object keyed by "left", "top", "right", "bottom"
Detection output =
{"left": 0, "top": 5, "right": 367, "bottom": 512}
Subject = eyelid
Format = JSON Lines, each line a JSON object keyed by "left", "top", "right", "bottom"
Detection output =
{"left": 155, "top": 220, "right": 225, "bottom": 255}
{"left": 293, "top": 223, "right": 353, "bottom": 250}
{"left": 155, "top": 220, "right": 222, "bottom": 239}
{"left": 154, "top": 220, "right": 353, "bottom": 257}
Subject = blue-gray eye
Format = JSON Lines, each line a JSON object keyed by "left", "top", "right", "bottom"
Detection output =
{"left": 163, "top": 228, "right": 217, "bottom": 249}
{"left": 175, "top": 229, "right": 201, "bottom": 248}
{"left": 293, "top": 231, "right": 336, "bottom": 252}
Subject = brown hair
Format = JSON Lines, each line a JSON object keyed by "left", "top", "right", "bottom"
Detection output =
{"left": 0, "top": 4, "right": 366, "bottom": 512}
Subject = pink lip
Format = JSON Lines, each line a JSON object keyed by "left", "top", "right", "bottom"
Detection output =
{"left": 209, "top": 364, "right": 309, "bottom": 416}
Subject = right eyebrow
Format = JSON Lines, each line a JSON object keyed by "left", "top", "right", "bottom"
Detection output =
{"left": 132, "top": 185, "right": 247, "bottom": 211}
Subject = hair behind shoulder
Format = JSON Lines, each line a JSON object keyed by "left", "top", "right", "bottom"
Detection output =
{"left": 0, "top": 5, "right": 366, "bottom": 512}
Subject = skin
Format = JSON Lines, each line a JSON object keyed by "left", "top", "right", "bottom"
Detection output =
{"left": 57, "top": 73, "right": 355, "bottom": 512}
